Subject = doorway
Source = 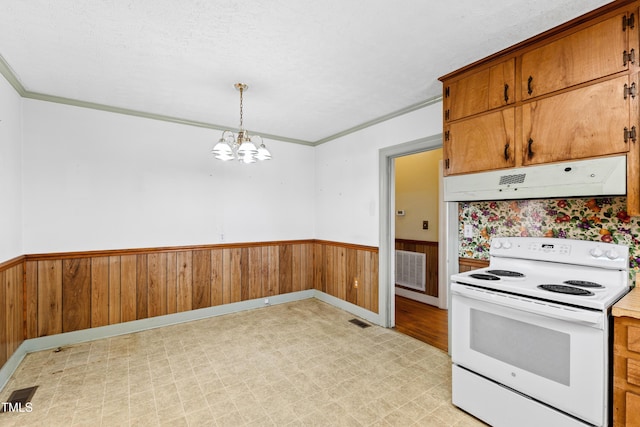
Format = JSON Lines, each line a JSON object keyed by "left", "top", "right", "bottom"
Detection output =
{"left": 378, "top": 134, "right": 459, "bottom": 354}
{"left": 393, "top": 148, "right": 448, "bottom": 351}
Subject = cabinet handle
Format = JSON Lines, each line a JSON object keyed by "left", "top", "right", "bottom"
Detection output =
{"left": 527, "top": 76, "right": 533, "bottom": 96}
{"left": 504, "top": 84, "right": 509, "bottom": 103}
{"left": 527, "top": 138, "right": 534, "bottom": 158}
{"left": 504, "top": 143, "right": 510, "bottom": 160}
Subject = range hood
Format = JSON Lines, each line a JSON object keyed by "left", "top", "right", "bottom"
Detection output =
{"left": 443, "top": 155, "right": 626, "bottom": 202}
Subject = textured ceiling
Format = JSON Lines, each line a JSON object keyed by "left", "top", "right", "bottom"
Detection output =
{"left": 0, "top": 0, "right": 612, "bottom": 145}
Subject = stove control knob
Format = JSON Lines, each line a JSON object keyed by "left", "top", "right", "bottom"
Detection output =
{"left": 502, "top": 241, "right": 512, "bottom": 249}
{"left": 590, "top": 247, "right": 603, "bottom": 257}
{"left": 606, "top": 249, "right": 619, "bottom": 260}
{"left": 493, "top": 240, "right": 502, "bottom": 249}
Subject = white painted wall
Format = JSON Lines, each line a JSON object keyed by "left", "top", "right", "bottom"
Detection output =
{"left": 314, "top": 104, "right": 443, "bottom": 247}
{"left": 0, "top": 74, "right": 22, "bottom": 261}
{"left": 21, "top": 100, "right": 315, "bottom": 253}
{"left": 5, "top": 73, "right": 443, "bottom": 259}
{"left": 395, "top": 149, "right": 442, "bottom": 241}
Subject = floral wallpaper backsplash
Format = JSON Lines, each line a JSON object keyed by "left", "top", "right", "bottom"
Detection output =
{"left": 459, "top": 196, "right": 640, "bottom": 284}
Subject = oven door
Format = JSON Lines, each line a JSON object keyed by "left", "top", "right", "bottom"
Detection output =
{"left": 451, "top": 283, "right": 607, "bottom": 426}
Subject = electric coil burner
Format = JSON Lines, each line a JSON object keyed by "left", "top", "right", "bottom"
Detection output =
{"left": 486, "top": 269, "right": 525, "bottom": 278}
{"left": 537, "top": 284, "right": 595, "bottom": 296}
{"left": 469, "top": 273, "right": 500, "bottom": 280}
{"left": 450, "top": 237, "right": 630, "bottom": 427}
{"left": 563, "top": 280, "right": 604, "bottom": 288}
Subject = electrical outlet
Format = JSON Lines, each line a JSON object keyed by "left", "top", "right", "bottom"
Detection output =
{"left": 353, "top": 278, "right": 359, "bottom": 288}
{"left": 464, "top": 224, "right": 473, "bottom": 238}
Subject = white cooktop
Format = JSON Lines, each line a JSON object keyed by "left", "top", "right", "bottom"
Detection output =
{"left": 452, "top": 237, "right": 630, "bottom": 310}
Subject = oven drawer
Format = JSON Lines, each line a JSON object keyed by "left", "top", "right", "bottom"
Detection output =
{"left": 452, "top": 291, "right": 607, "bottom": 426}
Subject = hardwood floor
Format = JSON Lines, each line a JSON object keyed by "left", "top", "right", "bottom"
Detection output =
{"left": 394, "top": 295, "right": 448, "bottom": 352}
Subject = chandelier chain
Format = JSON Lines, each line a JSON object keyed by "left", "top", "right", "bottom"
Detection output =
{"left": 239, "top": 85, "right": 244, "bottom": 130}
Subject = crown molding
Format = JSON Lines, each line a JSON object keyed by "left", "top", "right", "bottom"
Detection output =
{"left": 0, "top": 53, "right": 441, "bottom": 147}
{"left": 312, "top": 96, "right": 443, "bottom": 146}
{"left": 0, "top": 53, "right": 26, "bottom": 95}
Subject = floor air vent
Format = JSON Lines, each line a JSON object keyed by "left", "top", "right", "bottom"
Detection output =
{"left": 349, "top": 318, "right": 371, "bottom": 328}
{"left": 1, "top": 386, "right": 37, "bottom": 413}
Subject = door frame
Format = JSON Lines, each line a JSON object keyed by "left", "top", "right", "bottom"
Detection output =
{"left": 378, "top": 134, "right": 459, "bottom": 338}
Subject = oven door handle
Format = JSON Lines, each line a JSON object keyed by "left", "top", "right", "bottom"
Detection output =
{"left": 451, "top": 283, "right": 604, "bottom": 327}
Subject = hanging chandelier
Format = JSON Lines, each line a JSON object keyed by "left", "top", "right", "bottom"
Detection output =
{"left": 211, "top": 83, "right": 271, "bottom": 163}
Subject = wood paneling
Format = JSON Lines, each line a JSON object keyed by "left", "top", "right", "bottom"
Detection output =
{"left": 0, "top": 270, "right": 6, "bottom": 367}
{"left": 91, "top": 257, "right": 109, "bottom": 328}
{"left": 1, "top": 263, "right": 24, "bottom": 366}
{"left": 120, "top": 254, "right": 137, "bottom": 322}
{"left": 459, "top": 257, "right": 489, "bottom": 272}
{"left": 37, "top": 260, "right": 62, "bottom": 336}
{"left": 147, "top": 253, "right": 167, "bottom": 318}
{"left": 395, "top": 240, "right": 439, "bottom": 297}
{"left": 210, "top": 250, "right": 223, "bottom": 307}
{"left": 1, "top": 240, "right": 380, "bottom": 372}
{"left": 25, "top": 261, "right": 38, "bottom": 339}
{"left": 108, "top": 256, "right": 121, "bottom": 324}
{"left": 192, "top": 250, "right": 211, "bottom": 309}
{"left": 62, "top": 258, "right": 91, "bottom": 332}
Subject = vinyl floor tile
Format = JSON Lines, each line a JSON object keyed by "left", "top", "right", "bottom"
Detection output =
{"left": 0, "top": 299, "right": 485, "bottom": 426}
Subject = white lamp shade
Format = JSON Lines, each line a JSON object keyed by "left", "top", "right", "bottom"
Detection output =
{"left": 237, "top": 141, "right": 258, "bottom": 155}
{"left": 256, "top": 144, "right": 272, "bottom": 160}
{"left": 212, "top": 140, "right": 233, "bottom": 156}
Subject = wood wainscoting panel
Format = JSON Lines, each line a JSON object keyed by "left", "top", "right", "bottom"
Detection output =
{"left": 0, "top": 269, "right": 5, "bottom": 367}
{"left": 62, "top": 258, "right": 92, "bottom": 333}
{"left": 16, "top": 240, "right": 378, "bottom": 345}
{"left": 90, "top": 256, "right": 110, "bottom": 328}
{"left": 0, "top": 262, "right": 25, "bottom": 366}
{"left": 278, "top": 244, "right": 293, "bottom": 295}
{"left": 120, "top": 254, "right": 137, "bottom": 322}
{"left": 313, "top": 241, "right": 379, "bottom": 313}
{"left": 210, "top": 249, "right": 223, "bottom": 307}
{"left": 108, "top": 256, "right": 122, "bottom": 325}
{"left": 25, "top": 261, "right": 38, "bottom": 339}
{"left": 458, "top": 257, "right": 490, "bottom": 272}
{"left": 192, "top": 250, "right": 211, "bottom": 310}
{"left": 37, "top": 260, "right": 63, "bottom": 337}
{"left": 136, "top": 254, "right": 148, "bottom": 320}
{"left": 147, "top": 252, "right": 168, "bottom": 318}
{"left": 176, "top": 251, "right": 193, "bottom": 312}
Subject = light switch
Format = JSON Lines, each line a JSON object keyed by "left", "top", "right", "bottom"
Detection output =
{"left": 464, "top": 224, "right": 473, "bottom": 238}
{"left": 423, "top": 220, "right": 429, "bottom": 230}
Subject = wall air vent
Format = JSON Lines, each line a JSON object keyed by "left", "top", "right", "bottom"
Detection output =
{"left": 499, "top": 174, "right": 526, "bottom": 185}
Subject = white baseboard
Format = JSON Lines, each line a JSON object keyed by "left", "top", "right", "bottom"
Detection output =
{"left": 312, "top": 292, "right": 383, "bottom": 325}
{"left": 0, "top": 290, "right": 379, "bottom": 392}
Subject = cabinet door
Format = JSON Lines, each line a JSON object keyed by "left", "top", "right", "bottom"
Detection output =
{"left": 521, "top": 75, "right": 631, "bottom": 165}
{"left": 444, "top": 59, "right": 515, "bottom": 122}
{"left": 521, "top": 12, "right": 629, "bottom": 99}
{"left": 627, "top": 392, "right": 640, "bottom": 427}
{"left": 444, "top": 109, "right": 515, "bottom": 175}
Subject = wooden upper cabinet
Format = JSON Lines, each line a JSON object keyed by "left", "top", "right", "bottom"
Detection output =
{"left": 521, "top": 12, "right": 631, "bottom": 100}
{"left": 444, "top": 109, "right": 515, "bottom": 175}
{"left": 521, "top": 75, "right": 632, "bottom": 165}
{"left": 444, "top": 59, "right": 515, "bottom": 122}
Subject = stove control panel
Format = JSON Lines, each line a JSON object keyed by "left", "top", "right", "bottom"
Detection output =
{"left": 490, "top": 237, "right": 629, "bottom": 270}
